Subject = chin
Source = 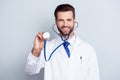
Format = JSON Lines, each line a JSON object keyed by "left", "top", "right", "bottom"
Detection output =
{"left": 62, "top": 32, "right": 70, "bottom": 36}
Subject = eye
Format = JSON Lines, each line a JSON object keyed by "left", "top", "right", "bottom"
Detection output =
{"left": 67, "top": 19, "right": 72, "bottom": 21}
{"left": 57, "top": 19, "right": 63, "bottom": 22}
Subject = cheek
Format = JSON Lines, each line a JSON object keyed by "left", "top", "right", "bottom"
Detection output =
{"left": 56, "top": 22, "right": 63, "bottom": 28}
{"left": 68, "top": 21, "right": 74, "bottom": 26}
{"left": 68, "top": 23, "right": 74, "bottom": 28}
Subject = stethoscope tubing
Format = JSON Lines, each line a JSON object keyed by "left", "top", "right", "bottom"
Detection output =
{"left": 44, "top": 22, "right": 79, "bottom": 61}
{"left": 44, "top": 40, "right": 64, "bottom": 61}
{"left": 52, "top": 22, "right": 79, "bottom": 36}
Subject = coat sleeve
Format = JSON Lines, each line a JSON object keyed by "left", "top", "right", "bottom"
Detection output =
{"left": 88, "top": 47, "right": 100, "bottom": 80}
{"left": 25, "top": 51, "right": 45, "bottom": 75}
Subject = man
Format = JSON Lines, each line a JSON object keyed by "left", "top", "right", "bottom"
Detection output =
{"left": 25, "top": 4, "right": 100, "bottom": 80}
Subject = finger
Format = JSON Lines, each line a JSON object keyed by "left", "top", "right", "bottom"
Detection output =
{"left": 37, "top": 32, "right": 44, "bottom": 39}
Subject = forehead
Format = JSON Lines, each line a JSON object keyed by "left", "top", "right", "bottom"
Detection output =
{"left": 56, "top": 11, "right": 74, "bottom": 19}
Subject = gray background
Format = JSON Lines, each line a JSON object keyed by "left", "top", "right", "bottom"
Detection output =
{"left": 0, "top": 0, "right": 120, "bottom": 80}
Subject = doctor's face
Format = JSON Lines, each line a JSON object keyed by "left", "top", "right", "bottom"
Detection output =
{"left": 55, "top": 11, "right": 75, "bottom": 37}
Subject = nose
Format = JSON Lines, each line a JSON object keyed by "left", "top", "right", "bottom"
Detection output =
{"left": 63, "top": 21, "right": 67, "bottom": 26}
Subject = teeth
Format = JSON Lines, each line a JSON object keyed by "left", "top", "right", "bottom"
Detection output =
{"left": 63, "top": 27, "right": 68, "bottom": 30}
{"left": 63, "top": 27, "right": 68, "bottom": 29}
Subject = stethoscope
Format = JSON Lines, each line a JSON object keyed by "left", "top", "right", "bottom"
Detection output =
{"left": 44, "top": 22, "right": 79, "bottom": 62}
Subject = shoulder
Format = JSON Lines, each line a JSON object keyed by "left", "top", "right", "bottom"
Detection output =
{"left": 76, "top": 36, "right": 95, "bottom": 52}
{"left": 76, "top": 36, "right": 97, "bottom": 59}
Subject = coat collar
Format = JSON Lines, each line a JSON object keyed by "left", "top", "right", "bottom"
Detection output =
{"left": 55, "top": 34, "right": 82, "bottom": 46}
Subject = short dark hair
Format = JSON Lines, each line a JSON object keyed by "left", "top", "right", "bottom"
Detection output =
{"left": 54, "top": 4, "right": 75, "bottom": 19}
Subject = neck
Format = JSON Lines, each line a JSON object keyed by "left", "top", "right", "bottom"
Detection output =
{"left": 61, "top": 32, "right": 74, "bottom": 40}
{"left": 68, "top": 32, "right": 74, "bottom": 40}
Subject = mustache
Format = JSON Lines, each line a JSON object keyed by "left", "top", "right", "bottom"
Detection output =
{"left": 61, "top": 26, "right": 69, "bottom": 28}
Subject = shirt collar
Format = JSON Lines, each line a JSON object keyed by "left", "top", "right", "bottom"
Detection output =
{"left": 68, "top": 35, "right": 76, "bottom": 46}
{"left": 56, "top": 34, "right": 76, "bottom": 46}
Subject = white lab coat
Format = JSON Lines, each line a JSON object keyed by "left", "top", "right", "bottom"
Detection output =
{"left": 25, "top": 35, "right": 100, "bottom": 80}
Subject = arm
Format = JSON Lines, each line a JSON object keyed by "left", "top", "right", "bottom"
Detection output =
{"left": 88, "top": 47, "right": 100, "bottom": 80}
{"left": 25, "top": 32, "right": 45, "bottom": 75}
{"left": 25, "top": 51, "right": 45, "bottom": 75}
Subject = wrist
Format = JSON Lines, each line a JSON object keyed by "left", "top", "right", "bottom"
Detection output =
{"left": 32, "top": 48, "right": 41, "bottom": 57}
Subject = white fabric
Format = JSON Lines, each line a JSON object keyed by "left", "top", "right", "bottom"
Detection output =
{"left": 25, "top": 35, "right": 100, "bottom": 80}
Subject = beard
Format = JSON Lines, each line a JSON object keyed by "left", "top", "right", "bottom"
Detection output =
{"left": 57, "top": 26, "right": 74, "bottom": 37}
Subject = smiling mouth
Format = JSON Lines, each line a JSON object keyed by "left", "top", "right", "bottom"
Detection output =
{"left": 62, "top": 27, "right": 69, "bottom": 31}
{"left": 61, "top": 26, "right": 70, "bottom": 31}
{"left": 58, "top": 26, "right": 72, "bottom": 36}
